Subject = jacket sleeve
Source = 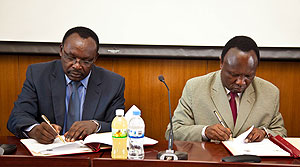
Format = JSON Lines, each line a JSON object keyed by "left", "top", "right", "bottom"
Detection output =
{"left": 263, "top": 90, "right": 287, "bottom": 137}
{"left": 165, "top": 80, "right": 205, "bottom": 142}
{"left": 7, "top": 65, "right": 40, "bottom": 138}
{"left": 98, "top": 77, "right": 125, "bottom": 132}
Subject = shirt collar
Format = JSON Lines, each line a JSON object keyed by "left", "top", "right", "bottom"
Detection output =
{"left": 224, "top": 87, "right": 242, "bottom": 98}
{"left": 65, "top": 71, "right": 91, "bottom": 89}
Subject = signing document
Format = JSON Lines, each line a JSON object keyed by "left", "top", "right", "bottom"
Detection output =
{"left": 222, "top": 126, "right": 291, "bottom": 157}
{"left": 21, "top": 105, "right": 158, "bottom": 156}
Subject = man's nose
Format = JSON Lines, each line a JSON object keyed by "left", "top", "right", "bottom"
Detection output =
{"left": 72, "top": 58, "right": 82, "bottom": 69}
{"left": 236, "top": 76, "right": 246, "bottom": 86}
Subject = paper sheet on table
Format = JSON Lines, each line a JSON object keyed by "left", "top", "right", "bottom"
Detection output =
{"left": 234, "top": 125, "right": 254, "bottom": 143}
{"left": 21, "top": 136, "right": 92, "bottom": 156}
{"left": 124, "top": 105, "right": 140, "bottom": 122}
{"left": 222, "top": 125, "right": 290, "bottom": 157}
{"left": 284, "top": 138, "right": 300, "bottom": 151}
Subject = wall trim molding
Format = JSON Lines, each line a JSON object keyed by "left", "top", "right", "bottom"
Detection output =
{"left": 1, "top": 41, "right": 300, "bottom": 60}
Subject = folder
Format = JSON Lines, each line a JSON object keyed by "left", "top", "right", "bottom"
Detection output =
{"left": 21, "top": 134, "right": 110, "bottom": 156}
{"left": 268, "top": 134, "right": 300, "bottom": 158}
{"left": 223, "top": 135, "right": 300, "bottom": 158}
{"left": 222, "top": 126, "right": 300, "bottom": 157}
{"left": 222, "top": 138, "right": 291, "bottom": 157}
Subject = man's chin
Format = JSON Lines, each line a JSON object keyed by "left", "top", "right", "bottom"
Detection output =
{"left": 67, "top": 74, "right": 83, "bottom": 81}
{"left": 231, "top": 88, "right": 246, "bottom": 93}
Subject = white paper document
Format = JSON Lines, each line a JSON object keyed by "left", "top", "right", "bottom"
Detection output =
{"left": 21, "top": 136, "right": 93, "bottom": 156}
{"left": 124, "top": 105, "right": 140, "bottom": 122}
{"left": 223, "top": 138, "right": 290, "bottom": 156}
{"left": 21, "top": 132, "right": 158, "bottom": 156}
{"left": 234, "top": 125, "right": 254, "bottom": 143}
{"left": 222, "top": 125, "right": 290, "bottom": 157}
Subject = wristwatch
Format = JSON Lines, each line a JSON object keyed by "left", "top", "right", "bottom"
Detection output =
{"left": 90, "top": 120, "right": 100, "bottom": 133}
{"left": 260, "top": 127, "right": 269, "bottom": 138}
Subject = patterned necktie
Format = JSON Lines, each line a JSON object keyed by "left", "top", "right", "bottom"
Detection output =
{"left": 229, "top": 92, "right": 237, "bottom": 125}
{"left": 66, "top": 81, "right": 81, "bottom": 131}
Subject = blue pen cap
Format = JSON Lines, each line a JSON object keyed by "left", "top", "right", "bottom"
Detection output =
{"left": 133, "top": 110, "right": 141, "bottom": 116}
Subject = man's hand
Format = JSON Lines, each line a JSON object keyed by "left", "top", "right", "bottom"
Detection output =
{"left": 64, "top": 120, "right": 97, "bottom": 142}
{"left": 245, "top": 127, "right": 266, "bottom": 143}
{"left": 205, "top": 124, "right": 231, "bottom": 141}
{"left": 27, "top": 122, "right": 61, "bottom": 144}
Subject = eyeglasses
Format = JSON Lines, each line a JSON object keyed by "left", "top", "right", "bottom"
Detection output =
{"left": 62, "top": 49, "right": 95, "bottom": 66}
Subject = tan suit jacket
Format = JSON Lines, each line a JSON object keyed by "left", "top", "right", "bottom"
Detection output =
{"left": 166, "top": 70, "right": 286, "bottom": 142}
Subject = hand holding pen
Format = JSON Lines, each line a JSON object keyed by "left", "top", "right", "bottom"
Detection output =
{"left": 204, "top": 111, "right": 233, "bottom": 141}
{"left": 27, "top": 115, "right": 63, "bottom": 144}
{"left": 41, "top": 115, "right": 65, "bottom": 143}
{"left": 213, "top": 110, "right": 233, "bottom": 140}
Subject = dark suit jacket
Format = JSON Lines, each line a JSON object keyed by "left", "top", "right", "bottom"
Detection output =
{"left": 7, "top": 60, "right": 125, "bottom": 138}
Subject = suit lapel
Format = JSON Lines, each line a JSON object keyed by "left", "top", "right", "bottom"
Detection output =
{"left": 50, "top": 60, "right": 66, "bottom": 127}
{"left": 233, "top": 83, "right": 255, "bottom": 135}
{"left": 82, "top": 66, "right": 102, "bottom": 120}
{"left": 211, "top": 71, "right": 235, "bottom": 131}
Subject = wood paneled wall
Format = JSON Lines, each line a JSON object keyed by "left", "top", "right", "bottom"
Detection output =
{"left": 1, "top": 54, "right": 300, "bottom": 142}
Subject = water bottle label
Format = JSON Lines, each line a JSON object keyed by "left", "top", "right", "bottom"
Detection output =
{"left": 112, "top": 129, "right": 127, "bottom": 138}
{"left": 128, "top": 129, "right": 144, "bottom": 138}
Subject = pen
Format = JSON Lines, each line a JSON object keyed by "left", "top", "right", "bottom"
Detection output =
{"left": 213, "top": 110, "right": 233, "bottom": 140}
{"left": 41, "top": 115, "right": 65, "bottom": 143}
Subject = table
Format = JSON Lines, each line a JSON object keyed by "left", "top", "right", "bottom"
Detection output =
{"left": 1, "top": 136, "right": 300, "bottom": 167}
{"left": 96, "top": 140, "right": 300, "bottom": 167}
{"left": 0, "top": 136, "right": 95, "bottom": 167}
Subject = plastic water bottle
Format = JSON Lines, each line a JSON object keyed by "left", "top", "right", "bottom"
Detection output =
{"left": 111, "top": 109, "right": 128, "bottom": 159}
{"left": 128, "top": 110, "right": 145, "bottom": 159}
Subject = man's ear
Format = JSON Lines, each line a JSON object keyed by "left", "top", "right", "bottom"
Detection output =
{"left": 59, "top": 44, "right": 63, "bottom": 57}
{"left": 94, "top": 53, "right": 99, "bottom": 61}
{"left": 219, "top": 56, "right": 223, "bottom": 69}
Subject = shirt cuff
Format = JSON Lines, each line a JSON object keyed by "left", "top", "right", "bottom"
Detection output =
{"left": 23, "top": 123, "right": 39, "bottom": 138}
{"left": 201, "top": 125, "right": 209, "bottom": 141}
{"left": 261, "top": 127, "right": 269, "bottom": 137}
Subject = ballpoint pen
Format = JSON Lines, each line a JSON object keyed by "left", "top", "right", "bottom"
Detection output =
{"left": 41, "top": 115, "right": 65, "bottom": 143}
{"left": 213, "top": 110, "right": 233, "bottom": 140}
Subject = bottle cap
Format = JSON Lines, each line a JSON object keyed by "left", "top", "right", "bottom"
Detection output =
{"left": 133, "top": 110, "right": 141, "bottom": 116}
{"left": 116, "top": 109, "right": 124, "bottom": 116}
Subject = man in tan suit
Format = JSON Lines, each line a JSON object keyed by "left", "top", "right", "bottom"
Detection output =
{"left": 166, "top": 36, "right": 286, "bottom": 142}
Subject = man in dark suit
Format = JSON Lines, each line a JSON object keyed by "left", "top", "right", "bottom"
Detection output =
{"left": 7, "top": 27, "right": 125, "bottom": 144}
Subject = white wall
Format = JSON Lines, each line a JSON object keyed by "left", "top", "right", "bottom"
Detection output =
{"left": 0, "top": 0, "right": 300, "bottom": 47}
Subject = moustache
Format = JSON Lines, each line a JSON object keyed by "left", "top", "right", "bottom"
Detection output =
{"left": 68, "top": 69, "right": 83, "bottom": 74}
